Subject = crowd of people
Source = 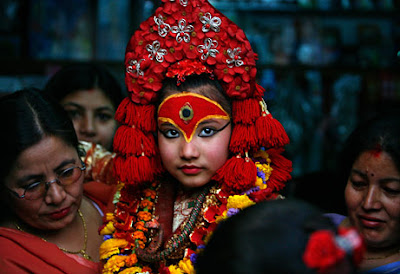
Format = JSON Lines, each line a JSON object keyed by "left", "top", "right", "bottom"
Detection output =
{"left": 1, "top": 0, "right": 399, "bottom": 273}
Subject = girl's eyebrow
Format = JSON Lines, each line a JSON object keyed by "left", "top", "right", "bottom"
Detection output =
{"left": 199, "top": 119, "right": 221, "bottom": 126}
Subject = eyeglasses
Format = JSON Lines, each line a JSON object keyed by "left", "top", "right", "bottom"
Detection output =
{"left": 8, "top": 164, "right": 86, "bottom": 200}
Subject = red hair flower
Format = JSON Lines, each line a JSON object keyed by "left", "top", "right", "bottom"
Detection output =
{"left": 303, "top": 230, "right": 345, "bottom": 273}
{"left": 303, "top": 227, "right": 364, "bottom": 273}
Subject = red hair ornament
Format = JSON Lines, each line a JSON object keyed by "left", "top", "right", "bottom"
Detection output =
{"left": 113, "top": 0, "right": 290, "bottom": 191}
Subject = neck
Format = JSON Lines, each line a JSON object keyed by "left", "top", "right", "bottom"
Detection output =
{"left": 364, "top": 246, "right": 400, "bottom": 260}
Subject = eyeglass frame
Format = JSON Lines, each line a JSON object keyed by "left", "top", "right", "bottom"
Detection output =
{"left": 7, "top": 163, "right": 86, "bottom": 200}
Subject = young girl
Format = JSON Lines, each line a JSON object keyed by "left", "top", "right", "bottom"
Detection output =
{"left": 100, "top": 0, "right": 292, "bottom": 273}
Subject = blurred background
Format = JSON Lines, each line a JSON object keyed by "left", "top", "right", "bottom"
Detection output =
{"left": 1, "top": 0, "right": 399, "bottom": 180}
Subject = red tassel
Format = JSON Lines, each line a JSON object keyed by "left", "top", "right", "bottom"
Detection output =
{"left": 124, "top": 154, "right": 163, "bottom": 184}
{"left": 267, "top": 148, "right": 292, "bottom": 191}
{"left": 114, "top": 97, "right": 156, "bottom": 132}
{"left": 212, "top": 155, "right": 257, "bottom": 194}
{"left": 114, "top": 97, "right": 132, "bottom": 124}
{"left": 113, "top": 125, "right": 157, "bottom": 157}
{"left": 229, "top": 123, "right": 259, "bottom": 154}
{"left": 113, "top": 155, "right": 127, "bottom": 183}
{"left": 256, "top": 113, "right": 289, "bottom": 148}
{"left": 232, "top": 99, "right": 260, "bottom": 124}
{"left": 254, "top": 83, "right": 265, "bottom": 98}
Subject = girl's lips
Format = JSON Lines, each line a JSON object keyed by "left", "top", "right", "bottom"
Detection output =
{"left": 180, "top": 166, "right": 202, "bottom": 175}
{"left": 48, "top": 207, "right": 70, "bottom": 220}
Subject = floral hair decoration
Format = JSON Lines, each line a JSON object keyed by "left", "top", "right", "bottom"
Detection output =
{"left": 303, "top": 227, "right": 365, "bottom": 273}
{"left": 113, "top": 0, "right": 290, "bottom": 193}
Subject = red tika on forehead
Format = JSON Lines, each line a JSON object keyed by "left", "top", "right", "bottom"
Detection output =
{"left": 370, "top": 144, "right": 383, "bottom": 158}
{"left": 158, "top": 93, "right": 230, "bottom": 142}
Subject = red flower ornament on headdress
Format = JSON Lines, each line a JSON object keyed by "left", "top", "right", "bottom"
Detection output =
{"left": 115, "top": 0, "right": 291, "bottom": 192}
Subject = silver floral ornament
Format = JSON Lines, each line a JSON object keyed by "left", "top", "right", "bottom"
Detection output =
{"left": 171, "top": 19, "right": 194, "bottom": 43}
{"left": 126, "top": 59, "right": 145, "bottom": 76}
{"left": 200, "top": 12, "right": 221, "bottom": 33}
{"left": 226, "top": 47, "right": 244, "bottom": 68}
{"left": 146, "top": 41, "right": 168, "bottom": 62}
{"left": 197, "top": 38, "right": 219, "bottom": 61}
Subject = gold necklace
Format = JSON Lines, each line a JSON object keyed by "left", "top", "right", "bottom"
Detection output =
{"left": 15, "top": 209, "right": 92, "bottom": 261}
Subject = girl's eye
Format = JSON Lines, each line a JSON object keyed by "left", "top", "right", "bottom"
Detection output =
{"left": 199, "top": 127, "right": 216, "bottom": 137}
{"left": 96, "top": 112, "right": 113, "bottom": 122}
{"left": 161, "top": 129, "right": 180, "bottom": 139}
{"left": 65, "top": 109, "right": 82, "bottom": 120}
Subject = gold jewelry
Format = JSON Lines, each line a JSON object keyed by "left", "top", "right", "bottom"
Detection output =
{"left": 15, "top": 209, "right": 92, "bottom": 261}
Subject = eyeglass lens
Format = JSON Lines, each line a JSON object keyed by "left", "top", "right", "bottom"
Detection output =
{"left": 23, "top": 166, "right": 84, "bottom": 200}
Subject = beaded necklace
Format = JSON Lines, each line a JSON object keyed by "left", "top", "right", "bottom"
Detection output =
{"left": 136, "top": 184, "right": 211, "bottom": 262}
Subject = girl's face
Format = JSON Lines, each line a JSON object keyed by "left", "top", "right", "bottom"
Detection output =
{"left": 158, "top": 86, "right": 231, "bottom": 189}
{"left": 4, "top": 136, "right": 85, "bottom": 231}
{"left": 345, "top": 150, "right": 400, "bottom": 250}
{"left": 61, "top": 88, "right": 118, "bottom": 150}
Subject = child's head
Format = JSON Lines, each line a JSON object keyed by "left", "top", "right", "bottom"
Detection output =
{"left": 196, "top": 199, "right": 364, "bottom": 274}
{"left": 157, "top": 74, "right": 232, "bottom": 188}
{"left": 112, "top": 0, "right": 290, "bottom": 191}
{"left": 43, "top": 63, "right": 124, "bottom": 150}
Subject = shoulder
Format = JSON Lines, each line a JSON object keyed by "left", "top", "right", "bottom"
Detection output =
{"left": 324, "top": 213, "right": 347, "bottom": 227}
{"left": 361, "top": 261, "right": 400, "bottom": 274}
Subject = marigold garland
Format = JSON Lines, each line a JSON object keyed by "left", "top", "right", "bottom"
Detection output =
{"left": 101, "top": 149, "right": 290, "bottom": 273}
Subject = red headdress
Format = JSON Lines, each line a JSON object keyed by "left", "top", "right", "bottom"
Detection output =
{"left": 113, "top": 0, "right": 290, "bottom": 193}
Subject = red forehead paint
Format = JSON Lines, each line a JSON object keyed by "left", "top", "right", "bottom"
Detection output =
{"left": 370, "top": 144, "right": 383, "bottom": 158}
{"left": 158, "top": 93, "right": 230, "bottom": 142}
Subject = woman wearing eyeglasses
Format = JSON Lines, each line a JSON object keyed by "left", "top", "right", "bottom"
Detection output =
{"left": 0, "top": 88, "right": 111, "bottom": 273}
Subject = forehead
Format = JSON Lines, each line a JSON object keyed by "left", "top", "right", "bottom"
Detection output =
{"left": 162, "top": 84, "right": 225, "bottom": 106}
{"left": 61, "top": 88, "right": 114, "bottom": 109}
{"left": 15, "top": 136, "right": 77, "bottom": 170}
{"left": 354, "top": 151, "right": 400, "bottom": 176}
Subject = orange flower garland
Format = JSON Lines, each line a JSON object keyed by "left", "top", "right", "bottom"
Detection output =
{"left": 101, "top": 149, "right": 291, "bottom": 273}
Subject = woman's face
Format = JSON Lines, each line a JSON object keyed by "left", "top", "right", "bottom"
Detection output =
{"left": 61, "top": 88, "right": 118, "bottom": 150}
{"left": 345, "top": 150, "right": 400, "bottom": 249}
{"left": 158, "top": 86, "right": 231, "bottom": 189}
{"left": 4, "top": 136, "right": 85, "bottom": 231}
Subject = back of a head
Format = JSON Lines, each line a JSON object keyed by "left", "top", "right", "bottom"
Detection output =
{"left": 196, "top": 199, "right": 356, "bottom": 274}
{"left": 43, "top": 63, "right": 124, "bottom": 108}
{"left": 0, "top": 88, "right": 79, "bottom": 183}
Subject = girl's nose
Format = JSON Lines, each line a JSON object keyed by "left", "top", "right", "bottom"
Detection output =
{"left": 78, "top": 114, "right": 96, "bottom": 137}
{"left": 180, "top": 139, "right": 200, "bottom": 160}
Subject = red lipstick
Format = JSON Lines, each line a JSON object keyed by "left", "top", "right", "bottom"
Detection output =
{"left": 48, "top": 207, "right": 70, "bottom": 220}
{"left": 180, "top": 165, "right": 202, "bottom": 175}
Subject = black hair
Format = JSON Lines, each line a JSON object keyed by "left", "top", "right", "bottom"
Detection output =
{"left": 159, "top": 74, "right": 232, "bottom": 116}
{"left": 43, "top": 63, "right": 124, "bottom": 109}
{"left": 339, "top": 110, "right": 400, "bottom": 189}
{"left": 196, "top": 199, "right": 356, "bottom": 274}
{"left": 0, "top": 88, "right": 82, "bottom": 186}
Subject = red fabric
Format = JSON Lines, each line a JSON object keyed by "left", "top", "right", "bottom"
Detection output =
{"left": 0, "top": 228, "right": 100, "bottom": 273}
{"left": 0, "top": 184, "right": 116, "bottom": 273}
